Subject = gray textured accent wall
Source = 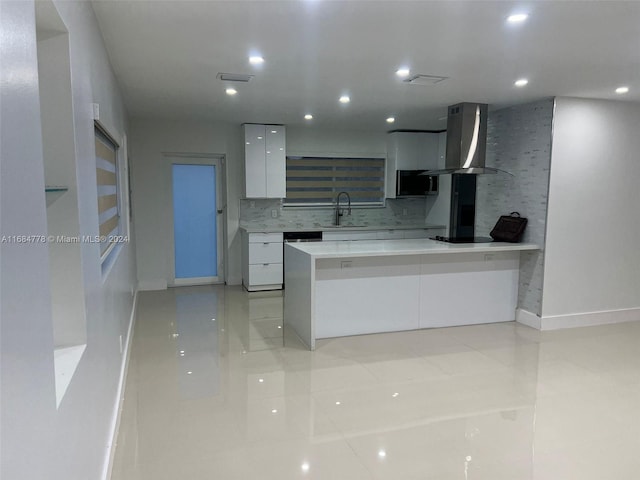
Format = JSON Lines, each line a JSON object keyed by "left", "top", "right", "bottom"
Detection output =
{"left": 476, "top": 99, "right": 554, "bottom": 316}
{"left": 240, "top": 197, "right": 436, "bottom": 230}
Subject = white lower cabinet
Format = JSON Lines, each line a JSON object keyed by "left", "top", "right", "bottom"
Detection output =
{"left": 247, "top": 242, "right": 282, "bottom": 264}
{"left": 242, "top": 231, "right": 283, "bottom": 291}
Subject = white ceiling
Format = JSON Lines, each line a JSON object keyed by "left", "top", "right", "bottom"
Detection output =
{"left": 91, "top": 0, "right": 640, "bottom": 132}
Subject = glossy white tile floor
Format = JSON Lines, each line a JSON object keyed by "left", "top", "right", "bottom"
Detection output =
{"left": 111, "top": 285, "right": 640, "bottom": 480}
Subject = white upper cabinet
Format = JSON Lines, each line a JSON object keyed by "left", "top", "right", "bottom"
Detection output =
{"left": 385, "top": 131, "right": 443, "bottom": 198}
{"left": 437, "top": 131, "right": 447, "bottom": 168}
{"left": 265, "top": 126, "right": 286, "bottom": 197}
{"left": 244, "top": 124, "right": 286, "bottom": 198}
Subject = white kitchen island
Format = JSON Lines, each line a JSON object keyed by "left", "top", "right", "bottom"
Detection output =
{"left": 284, "top": 239, "right": 539, "bottom": 350}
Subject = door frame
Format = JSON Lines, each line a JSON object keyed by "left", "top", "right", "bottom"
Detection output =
{"left": 165, "top": 153, "right": 225, "bottom": 287}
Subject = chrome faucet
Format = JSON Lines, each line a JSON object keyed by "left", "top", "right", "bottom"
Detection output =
{"left": 334, "top": 191, "right": 351, "bottom": 226}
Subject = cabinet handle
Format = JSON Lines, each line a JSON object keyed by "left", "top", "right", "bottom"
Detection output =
{"left": 263, "top": 242, "right": 269, "bottom": 245}
{"left": 263, "top": 263, "right": 269, "bottom": 266}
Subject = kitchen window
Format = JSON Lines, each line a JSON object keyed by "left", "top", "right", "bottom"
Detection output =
{"left": 284, "top": 156, "right": 385, "bottom": 206}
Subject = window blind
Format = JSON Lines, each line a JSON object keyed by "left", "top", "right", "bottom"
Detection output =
{"left": 285, "top": 156, "right": 385, "bottom": 205}
{"left": 95, "top": 125, "right": 119, "bottom": 257}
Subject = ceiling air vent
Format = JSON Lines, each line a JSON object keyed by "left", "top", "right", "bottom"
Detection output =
{"left": 403, "top": 74, "right": 448, "bottom": 86}
{"left": 217, "top": 73, "right": 254, "bottom": 83}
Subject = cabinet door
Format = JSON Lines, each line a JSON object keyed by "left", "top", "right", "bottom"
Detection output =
{"left": 248, "top": 264, "right": 283, "bottom": 286}
{"left": 388, "top": 132, "right": 440, "bottom": 170}
{"left": 419, "top": 134, "right": 440, "bottom": 170}
{"left": 389, "top": 132, "right": 421, "bottom": 170}
{"left": 385, "top": 132, "right": 441, "bottom": 198}
{"left": 437, "top": 132, "right": 447, "bottom": 169}
{"left": 248, "top": 232, "right": 283, "bottom": 243}
{"left": 265, "top": 126, "right": 286, "bottom": 198}
{"left": 244, "top": 124, "right": 266, "bottom": 197}
{"left": 248, "top": 242, "right": 283, "bottom": 264}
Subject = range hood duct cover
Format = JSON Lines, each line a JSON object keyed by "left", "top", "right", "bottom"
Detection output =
{"left": 425, "top": 102, "right": 511, "bottom": 176}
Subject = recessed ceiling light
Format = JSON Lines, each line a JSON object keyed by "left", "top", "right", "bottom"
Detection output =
{"left": 386, "top": 117, "right": 395, "bottom": 123}
{"left": 339, "top": 95, "right": 350, "bottom": 104}
{"left": 301, "top": 462, "right": 310, "bottom": 472}
{"left": 616, "top": 86, "right": 630, "bottom": 94}
{"left": 396, "top": 67, "right": 411, "bottom": 78}
{"left": 507, "top": 13, "right": 528, "bottom": 23}
{"left": 249, "top": 55, "right": 264, "bottom": 65}
{"left": 271, "top": 409, "right": 278, "bottom": 414}
{"left": 378, "top": 450, "right": 387, "bottom": 458}
{"left": 514, "top": 78, "right": 529, "bottom": 87}
{"left": 304, "top": 114, "right": 313, "bottom": 120}
{"left": 225, "top": 87, "right": 237, "bottom": 96}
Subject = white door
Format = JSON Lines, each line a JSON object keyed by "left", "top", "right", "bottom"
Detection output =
{"left": 168, "top": 155, "right": 224, "bottom": 286}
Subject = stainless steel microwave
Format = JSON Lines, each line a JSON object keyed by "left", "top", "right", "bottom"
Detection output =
{"left": 396, "top": 170, "right": 438, "bottom": 197}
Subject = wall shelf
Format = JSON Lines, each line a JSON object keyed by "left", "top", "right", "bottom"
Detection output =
{"left": 45, "top": 186, "right": 68, "bottom": 206}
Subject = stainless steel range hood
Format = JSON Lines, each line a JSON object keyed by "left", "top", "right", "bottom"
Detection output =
{"left": 423, "top": 102, "right": 510, "bottom": 176}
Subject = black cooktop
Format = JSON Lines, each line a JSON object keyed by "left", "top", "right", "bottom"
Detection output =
{"left": 430, "top": 236, "right": 494, "bottom": 244}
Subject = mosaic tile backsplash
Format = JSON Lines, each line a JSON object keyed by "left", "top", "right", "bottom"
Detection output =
{"left": 476, "top": 98, "right": 554, "bottom": 316}
{"left": 240, "top": 197, "right": 432, "bottom": 230}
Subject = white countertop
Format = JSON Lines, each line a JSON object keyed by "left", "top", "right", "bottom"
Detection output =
{"left": 285, "top": 238, "right": 540, "bottom": 259}
{"left": 240, "top": 223, "right": 445, "bottom": 233}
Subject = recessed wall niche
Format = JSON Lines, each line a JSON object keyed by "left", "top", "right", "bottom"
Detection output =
{"left": 36, "top": 0, "right": 87, "bottom": 408}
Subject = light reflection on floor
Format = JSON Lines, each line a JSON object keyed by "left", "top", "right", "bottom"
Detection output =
{"left": 111, "top": 285, "right": 640, "bottom": 480}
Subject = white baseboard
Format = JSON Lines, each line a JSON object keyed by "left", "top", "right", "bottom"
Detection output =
{"left": 102, "top": 289, "right": 138, "bottom": 480}
{"left": 517, "top": 306, "right": 640, "bottom": 331}
{"left": 516, "top": 308, "right": 542, "bottom": 330}
{"left": 539, "top": 307, "right": 640, "bottom": 330}
{"left": 137, "top": 279, "right": 167, "bottom": 291}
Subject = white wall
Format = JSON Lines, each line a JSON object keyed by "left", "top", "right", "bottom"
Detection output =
{"left": 542, "top": 97, "right": 640, "bottom": 321}
{"left": 1, "top": 1, "right": 137, "bottom": 479}
{"left": 1, "top": 2, "right": 56, "bottom": 478}
{"left": 129, "top": 119, "right": 244, "bottom": 288}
